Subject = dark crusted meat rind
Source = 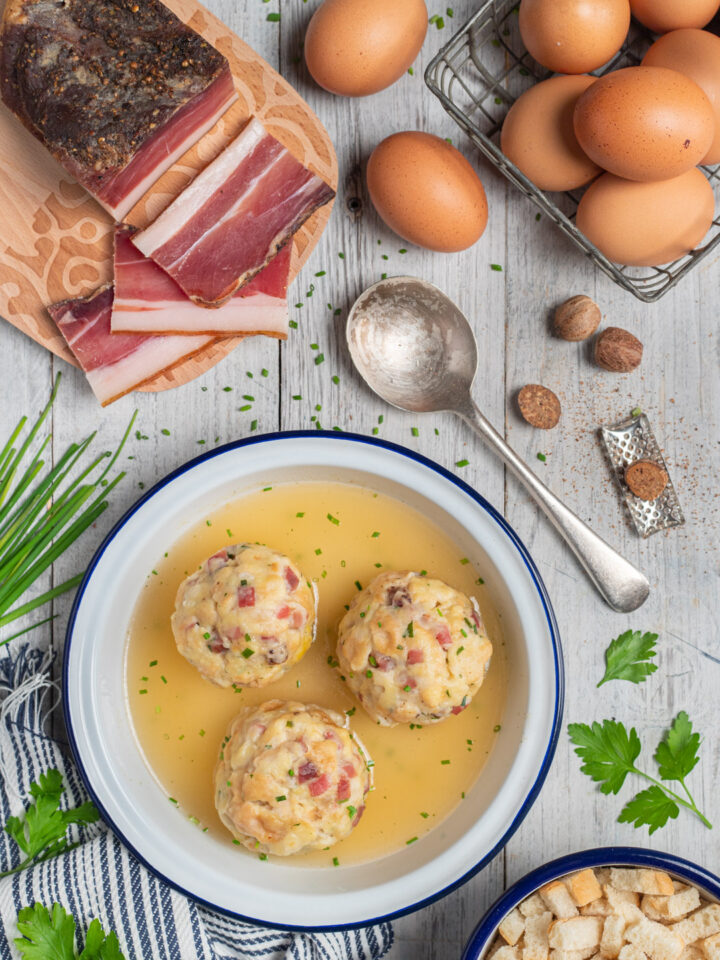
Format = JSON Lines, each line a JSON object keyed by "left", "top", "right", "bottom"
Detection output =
{"left": 0, "top": 0, "right": 229, "bottom": 188}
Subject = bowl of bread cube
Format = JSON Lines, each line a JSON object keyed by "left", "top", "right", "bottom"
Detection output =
{"left": 463, "top": 848, "right": 720, "bottom": 960}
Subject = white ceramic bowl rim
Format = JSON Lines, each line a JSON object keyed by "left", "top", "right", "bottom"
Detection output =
{"left": 462, "top": 846, "right": 720, "bottom": 960}
{"left": 63, "top": 430, "right": 564, "bottom": 931}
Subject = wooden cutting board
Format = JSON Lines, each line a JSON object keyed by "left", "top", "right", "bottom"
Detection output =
{"left": 0, "top": 0, "right": 337, "bottom": 393}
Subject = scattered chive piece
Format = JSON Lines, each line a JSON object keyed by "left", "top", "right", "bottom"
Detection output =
{"left": 420, "top": 811, "right": 429, "bottom": 818}
{"left": 406, "top": 836, "right": 418, "bottom": 844}
{"left": 371, "top": 531, "right": 380, "bottom": 538}
{"left": 333, "top": 857, "right": 340, "bottom": 866}
{"left": 476, "top": 577, "right": 485, "bottom": 585}
{"left": 631, "top": 406, "right": 642, "bottom": 418}
{"left": 494, "top": 724, "right": 502, "bottom": 732}
{"left": 139, "top": 689, "right": 148, "bottom": 695}
{"left": 537, "top": 452, "right": 547, "bottom": 462}
{"left": 266, "top": 12, "right": 280, "bottom": 21}
{"left": 261, "top": 369, "right": 269, "bottom": 377}
{"left": 315, "top": 547, "right": 322, "bottom": 555}
{"left": 250, "top": 420, "right": 258, "bottom": 432}
{"left": 455, "top": 459, "right": 469, "bottom": 468}
{"left": 161, "top": 428, "right": 170, "bottom": 436}
{"left": 327, "top": 513, "right": 340, "bottom": 525}
{"left": 355, "top": 580, "right": 363, "bottom": 590}
{"left": 296, "top": 511, "right": 305, "bottom": 518}
{"left": 275, "top": 795, "right": 287, "bottom": 802}
{"left": 259, "top": 852, "right": 268, "bottom": 860}
{"left": 292, "top": 394, "right": 302, "bottom": 401}
{"left": 490, "top": 263, "right": 503, "bottom": 272}
{"left": 411, "top": 426, "right": 419, "bottom": 437}
{"left": 169, "top": 797, "right": 178, "bottom": 804}
{"left": 332, "top": 375, "right": 340, "bottom": 385}
{"left": 441, "top": 759, "right": 451, "bottom": 765}
{"left": 241, "top": 648, "right": 254, "bottom": 659}
{"left": 314, "top": 354, "right": 325, "bottom": 365}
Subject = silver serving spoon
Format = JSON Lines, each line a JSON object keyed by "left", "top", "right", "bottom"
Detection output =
{"left": 347, "top": 276, "right": 650, "bottom": 613}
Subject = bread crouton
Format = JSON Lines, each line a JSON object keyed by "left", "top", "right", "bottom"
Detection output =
{"left": 549, "top": 947, "right": 597, "bottom": 960}
{"left": 611, "top": 871, "right": 675, "bottom": 897}
{"left": 601, "top": 915, "right": 627, "bottom": 959}
{"left": 583, "top": 901, "right": 613, "bottom": 919}
{"left": 625, "top": 917, "right": 684, "bottom": 960}
{"left": 618, "top": 946, "right": 649, "bottom": 960}
{"left": 491, "top": 946, "right": 521, "bottom": 960}
{"left": 521, "top": 895, "right": 550, "bottom": 919}
{"left": 568, "top": 872, "right": 604, "bottom": 908}
{"left": 701, "top": 934, "right": 720, "bottom": 960}
{"left": 500, "top": 909, "right": 526, "bottom": 946}
{"left": 523, "top": 912, "right": 553, "bottom": 960}
{"left": 541, "top": 882, "right": 580, "bottom": 919}
{"left": 674, "top": 906, "right": 720, "bottom": 946}
{"left": 643, "top": 888, "right": 701, "bottom": 923}
{"left": 549, "top": 918, "right": 603, "bottom": 952}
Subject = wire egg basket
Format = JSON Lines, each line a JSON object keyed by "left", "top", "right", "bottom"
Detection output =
{"left": 425, "top": 0, "right": 720, "bottom": 302}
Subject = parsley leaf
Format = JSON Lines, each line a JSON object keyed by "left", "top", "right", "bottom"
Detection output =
{"left": 597, "top": 630, "right": 659, "bottom": 687}
{"left": 618, "top": 786, "right": 679, "bottom": 835}
{"left": 1, "top": 769, "right": 98, "bottom": 879}
{"left": 569, "top": 713, "right": 711, "bottom": 834}
{"left": 568, "top": 720, "right": 641, "bottom": 795}
{"left": 654, "top": 710, "right": 701, "bottom": 783}
{"left": 15, "top": 903, "right": 125, "bottom": 960}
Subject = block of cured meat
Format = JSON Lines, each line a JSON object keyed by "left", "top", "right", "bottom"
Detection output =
{"left": 48, "top": 286, "right": 215, "bottom": 406}
{"left": 132, "top": 116, "right": 335, "bottom": 306}
{"left": 0, "top": 0, "right": 238, "bottom": 220}
{"left": 111, "top": 225, "right": 290, "bottom": 337}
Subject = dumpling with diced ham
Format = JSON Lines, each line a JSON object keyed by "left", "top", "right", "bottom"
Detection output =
{"left": 171, "top": 544, "right": 315, "bottom": 687}
{"left": 214, "top": 700, "right": 371, "bottom": 856}
{"left": 336, "top": 570, "right": 493, "bottom": 726}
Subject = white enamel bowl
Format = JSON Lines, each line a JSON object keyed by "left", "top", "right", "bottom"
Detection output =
{"left": 64, "top": 432, "right": 563, "bottom": 930}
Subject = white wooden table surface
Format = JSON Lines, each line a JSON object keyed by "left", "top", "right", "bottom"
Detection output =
{"left": 1, "top": 1, "right": 719, "bottom": 957}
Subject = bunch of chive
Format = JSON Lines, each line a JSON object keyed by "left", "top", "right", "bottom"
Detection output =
{"left": 0, "top": 375, "right": 134, "bottom": 643}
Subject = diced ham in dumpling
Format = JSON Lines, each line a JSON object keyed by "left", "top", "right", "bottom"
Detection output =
{"left": 48, "top": 285, "right": 215, "bottom": 406}
{"left": 132, "top": 116, "right": 335, "bottom": 305}
{"left": 111, "top": 225, "right": 290, "bottom": 337}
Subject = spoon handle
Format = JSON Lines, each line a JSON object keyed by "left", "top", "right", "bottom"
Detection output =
{"left": 458, "top": 400, "right": 650, "bottom": 613}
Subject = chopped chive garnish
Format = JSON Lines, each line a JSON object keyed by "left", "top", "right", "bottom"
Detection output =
{"left": 296, "top": 511, "right": 305, "bottom": 518}
{"left": 241, "top": 648, "right": 254, "bottom": 659}
{"left": 259, "top": 852, "right": 268, "bottom": 860}
{"left": 494, "top": 724, "right": 502, "bottom": 732}
{"left": 411, "top": 427, "right": 419, "bottom": 437}
{"left": 455, "top": 459, "right": 469, "bottom": 468}
{"left": 327, "top": 513, "right": 340, "bottom": 525}
{"left": 420, "top": 811, "right": 429, "bottom": 818}
{"left": 371, "top": 531, "right": 380, "bottom": 538}
{"left": 460, "top": 558, "right": 469, "bottom": 565}
{"left": 631, "top": 406, "right": 642, "bottom": 418}
{"left": 333, "top": 857, "right": 339, "bottom": 866}
{"left": 441, "top": 759, "right": 450, "bottom": 765}
{"left": 406, "top": 837, "right": 418, "bottom": 844}
{"left": 490, "top": 263, "right": 503, "bottom": 272}
{"left": 355, "top": 580, "right": 363, "bottom": 590}
{"left": 169, "top": 797, "right": 178, "bottom": 804}
{"left": 275, "top": 795, "right": 287, "bottom": 802}
{"left": 537, "top": 452, "right": 547, "bottom": 462}
{"left": 314, "top": 354, "right": 325, "bottom": 365}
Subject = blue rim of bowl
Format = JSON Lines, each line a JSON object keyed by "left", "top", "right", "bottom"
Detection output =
{"left": 63, "top": 430, "right": 565, "bottom": 932}
{"left": 462, "top": 846, "right": 720, "bottom": 960}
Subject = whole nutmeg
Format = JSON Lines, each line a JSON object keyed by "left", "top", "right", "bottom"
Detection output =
{"left": 594, "top": 326, "right": 643, "bottom": 373}
{"left": 517, "top": 384, "right": 561, "bottom": 429}
{"left": 625, "top": 460, "right": 669, "bottom": 501}
{"left": 554, "top": 295, "right": 601, "bottom": 341}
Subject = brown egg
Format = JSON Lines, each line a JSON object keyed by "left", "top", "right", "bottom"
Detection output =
{"left": 574, "top": 66, "right": 715, "bottom": 181}
{"left": 304, "top": 0, "right": 428, "bottom": 97}
{"left": 501, "top": 76, "right": 601, "bottom": 191}
{"left": 630, "top": 0, "right": 720, "bottom": 33}
{"left": 576, "top": 168, "right": 715, "bottom": 265}
{"left": 643, "top": 29, "right": 720, "bottom": 164}
{"left": 518, "top": 0, "right": 631, "bottom": 74}
{"left": 366, "top": 132, "right": 488, "bottom": 252}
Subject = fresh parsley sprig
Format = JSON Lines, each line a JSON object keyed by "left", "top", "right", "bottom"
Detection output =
{"left": 15, "top": 903, "right": 125, "bottom": 960}
{"left": 0, "top": 769, "right": 99, "bottom": 878}
{"left": 597, "top": 629, "right": 659, "bottom": 687}
{"left": 568, "top": 711, "right": 711, "bottom": 834}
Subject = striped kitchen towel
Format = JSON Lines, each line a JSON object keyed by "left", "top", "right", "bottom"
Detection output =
{"left": 0, "top": 647, "right": 394, "bottom": 960}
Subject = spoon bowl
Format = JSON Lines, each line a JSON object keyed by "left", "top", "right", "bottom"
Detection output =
{"left": 347, "top": 277, "right": 478, "bottom": 414}
{"left": 347, "top": 276, "right": 650, "bottom": 613}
